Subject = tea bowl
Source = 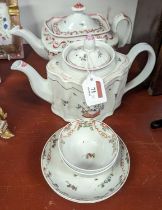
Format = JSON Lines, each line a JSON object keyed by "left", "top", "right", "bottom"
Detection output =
{"left": 58, "top": 119, "right": 119, "bottom": 176}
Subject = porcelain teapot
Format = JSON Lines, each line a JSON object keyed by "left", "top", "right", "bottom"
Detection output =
{"left": 9, "top": 2, "right": 132, "bottom": 60}
{"left": 11, "top": 36, "right": 156, "bottom": 122}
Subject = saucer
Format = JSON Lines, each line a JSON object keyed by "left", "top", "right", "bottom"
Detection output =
{"left": 41, "top": 129, "right": 130, "bottom": 203}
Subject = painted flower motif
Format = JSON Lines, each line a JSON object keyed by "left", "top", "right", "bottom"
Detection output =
{"left": 98, "top": 172, "right": 114, "bottom": 188}
{"left": 47, "top": 153, "right": 51, "bottom": 161}
{"left": 66, "top": 181, "right": 77, "bottom": 191}
{"left": 79, "top": 22, "right": 85, "bottom": 27}
{"left": 61, "top": 99, "right": 69, "bottom": 106}
{"left": 3, "top": 23, "right": 8, "bottom": 29}
{"left": 97, "top": 50, "right": 103, "bottom": 58}
{"left": 51, "top": 135, "right": 58, "bottom": 148}
{"left": 53, "top": 183, "right": 59, "bottom": 188}
{"left": 42, "top": 149, "right": 46, "bottom": 159}
{"left": 109, "top": 187, "right": 115, "bottom": 192}
{"left": 86, "top": 153, "right": 95, "bottom": 159}
{"left": 77, "top": 120, "right": 94, "bottom": 131}
{"left": 118, "top": 175, "right": 124, "bottom": 185}
{"left": 79, "top": 53, "right": 87, "bottom": 61}
{"left": 125, "top": 152, "right": 129, "bottom": 164}
{"left": 46, "top": 171, "right": 52, "bottom": 178}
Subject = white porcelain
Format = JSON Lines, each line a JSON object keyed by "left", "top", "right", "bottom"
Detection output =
{"left": 57, "top": 3, "right": 99, "bottom": 32}
{"left": 9, "top": 2, "right": 132, "bottom": 60}
{"left": 63, "top": 38, "right": 115, "bottom": 74}
{"left": 64, "top": 34, "right": 112, "bottom": 71}
{"left": 0, "top": 3, "right": 12, "bottom": 45}
{"left": 11, "top": 40, "right": 156, "bottom": 122}
{"left": 41, "top": 129, "right": 130, "bottom": 203}
{"left": 58, "top": 119, "right": 119, "bottom": 176}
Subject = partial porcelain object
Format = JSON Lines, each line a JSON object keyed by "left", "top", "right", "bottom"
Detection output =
{"left": 58, "top": 119, "right": 119, "bottom": 176}
{"left": 0, "top": 3, "right": 12, "bottom": 45}
{"left": 41, "top": 129, "right": 130, "bottom": 203}
{"left": 11, "top": 37, "right": 156, "bottom": 122}
{"left": 9, "top": 2, "right": 132, "bottom": 59}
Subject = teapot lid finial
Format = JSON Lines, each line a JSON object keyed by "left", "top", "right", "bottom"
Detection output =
{"left": 72, "top": 2, "right": 85, "bottom": 12}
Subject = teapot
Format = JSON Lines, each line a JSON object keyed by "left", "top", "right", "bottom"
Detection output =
{"left": 11, "top": 36, "right": 156, "bottom": 122}
{"left": 9, "top": 2, "right": 132, "bottom": 60}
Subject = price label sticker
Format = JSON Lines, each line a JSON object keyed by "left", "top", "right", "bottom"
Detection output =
{"left": 82, "top": 74, "right": 107, "bottom": 106}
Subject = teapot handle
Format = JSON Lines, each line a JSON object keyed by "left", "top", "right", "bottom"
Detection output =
{"left": 111, "top": 13, "right": 132, "bottom": 47}
{"left": 124, "top": 43, "right": 156, "bottom": 94}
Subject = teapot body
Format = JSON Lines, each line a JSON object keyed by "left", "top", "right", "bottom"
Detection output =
{"left": 11, "top": 38, "right": 156, "bottom": 122}
{"left": 47, "top": 53, "right": 130, "bottom": 122}
{"left": 45, "top": 40, "right": 155, "bottom": 122}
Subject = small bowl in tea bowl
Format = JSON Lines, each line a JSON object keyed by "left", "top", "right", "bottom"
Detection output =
{"left": 58, "top": 119, "right": 119, "bottom": 176}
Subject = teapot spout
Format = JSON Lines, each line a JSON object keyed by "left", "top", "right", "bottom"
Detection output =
{"left": 10, "top": 26, "right": 49, "bottom": 60}
{"left": 11, "top": 60, "right": 52, "bottom": 103}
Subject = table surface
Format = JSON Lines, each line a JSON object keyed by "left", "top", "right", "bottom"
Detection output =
{"left": 0, "top": 45, "right": 162, "bottom": 210}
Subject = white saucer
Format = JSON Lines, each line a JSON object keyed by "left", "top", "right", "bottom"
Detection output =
{"left": 41, "top": 129, "right": 130, "bottom": 203}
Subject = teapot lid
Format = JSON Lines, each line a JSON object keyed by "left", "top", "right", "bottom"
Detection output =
{"left": 63, "top": 34, "right": 114, "bottom": 71}
{"left": 56, "top": 3, "right": 103, "bottom": 33}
